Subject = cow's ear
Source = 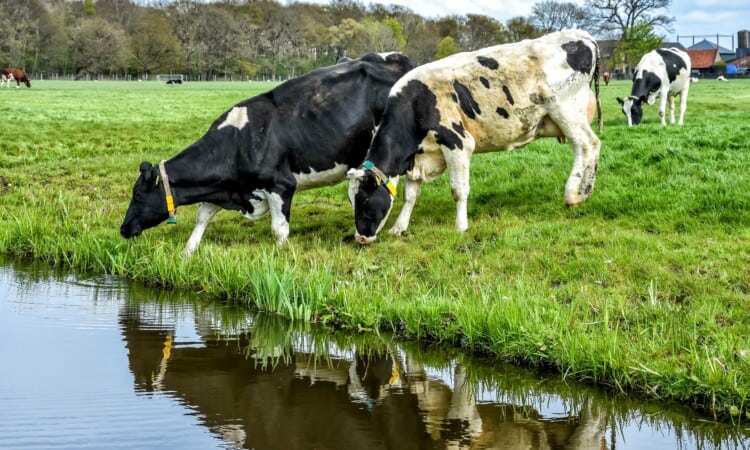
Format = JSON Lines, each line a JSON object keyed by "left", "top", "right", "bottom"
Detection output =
{"left": 361, "top": 171, "right": 382, "bottom": 191}
{"left": 139, "top": 161, "right": 155, "bottom": 184}
{"left": 616, "top": 97, "right": 624, "bottom": 105}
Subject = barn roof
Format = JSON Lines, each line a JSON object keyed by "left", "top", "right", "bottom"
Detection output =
{"left": 688, "top": 39, "right": 733, "bottom": 53}
{"left": 686, "top": 48, "right": 720, "bottom": 69}
{"left": 662, "top": 42, "right": 686, "bottom": 50}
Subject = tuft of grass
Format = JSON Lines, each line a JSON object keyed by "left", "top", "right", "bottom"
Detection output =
{"left": 1, "top": 79, "right": 750, "bottom": 421}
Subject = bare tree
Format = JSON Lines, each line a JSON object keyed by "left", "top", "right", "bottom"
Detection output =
{"left": 399, "top": 13, "right": 441, "bottom": 65}
{"left": 584, "top": 0, "right": 674, "bottom": 38}
{"left": 531, "top": 1, "right": 593, "bottom": 33}
{"left": 193, "top": 6, "right": 241, "bottom": 79}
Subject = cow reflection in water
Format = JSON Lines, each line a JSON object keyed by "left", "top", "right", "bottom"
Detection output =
{"left": 120, "top": 305, "right": 608, "bottom": 449}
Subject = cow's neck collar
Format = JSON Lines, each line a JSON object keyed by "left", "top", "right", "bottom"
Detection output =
{"left": 362, "top": 160, "right": 396, "bottom": 197}
{"left": 158, "top": 160, "right": 177, "bottom": 224}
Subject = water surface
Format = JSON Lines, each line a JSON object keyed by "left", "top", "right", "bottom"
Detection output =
{"left": 0, "top": 258, "right": 748, "bottom": 449}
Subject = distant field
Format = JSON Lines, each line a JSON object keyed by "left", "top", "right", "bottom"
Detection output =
{"left": 1, "top": 78, "right": 749, "bottom": 421}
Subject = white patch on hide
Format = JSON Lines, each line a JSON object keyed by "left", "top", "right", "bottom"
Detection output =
{"left": 243, "top": 190, "right": 270, "bottom": 220}
{"left": 294, "top": 163, "right": 349, "bottom": 191}
{"left": 218, "top": 106, "right": 249, "bottom": 131}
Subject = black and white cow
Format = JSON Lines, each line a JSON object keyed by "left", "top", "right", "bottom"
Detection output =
{"left": 120, "top": 52, "right": 414, "bottom": 255}
{"left": 347, "top": 29, "right": 602, "bottom": 244}
{"left": 616, "top": 48, "right": 691, "bottom": 126}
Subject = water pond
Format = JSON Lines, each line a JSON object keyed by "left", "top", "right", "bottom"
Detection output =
{"left": 0, "top": 257, "right": 748, "bottom": 449}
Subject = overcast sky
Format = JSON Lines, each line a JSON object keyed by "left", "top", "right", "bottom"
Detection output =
{"left": 295, "top": 0, "right": 748, "bottom": 50}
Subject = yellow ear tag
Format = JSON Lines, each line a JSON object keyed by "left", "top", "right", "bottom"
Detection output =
{"left": 166, "top": 195, "right": 175, "bottom": 212}
{"left": 384, "top": 181, "right": 397, "bottom": 197}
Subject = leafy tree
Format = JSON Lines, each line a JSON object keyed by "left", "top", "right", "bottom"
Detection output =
{"left": 611, "top": 21, "right": 662, "bottom": 72}
{"left": 326, "top": 0, "right": 366, "bottom": 23}
{"left": 129, "top": 11, "right": 184, "bottom": 76}
{"left": 712, "top": 59, "right": 726, "bottom": 75}
{"left": 435, "top": 35, "right": 460, "bottom": 59}
{"left": 0, "top": 0, "right": 69, "bottom": 72}
{"left": 70, "top": 17, "right": 129, "bottom": 76}
{"left": 84, "top": 0, "right": 95, "bottom": 17}
{"left": 327, "top": 18, "right": 365, "bottom": 60}
{"left": 357, "top": 19, "right": 396, "bottom": 54}
{"left": 531, "top": 1, "right": 593, "bottom": 33}
{"left": 506, "top": 16, "right": 541, "bottom": 42}
{"left": 435, "top": 16, "right": 461, "bottom": 39}
{"left": 384, "top": 17, "right": 407, "bottom": 50}
{"left": 163, "top": 0, "right": 202, "bottom": 78}
{"left": 461, "top": 14, "right": 509, "bottom": 50}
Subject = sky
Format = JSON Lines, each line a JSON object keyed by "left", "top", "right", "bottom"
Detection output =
{"left": 295, "top": 0, "right": 748, "bottom": 50}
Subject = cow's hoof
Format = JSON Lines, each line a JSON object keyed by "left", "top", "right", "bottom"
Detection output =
{"left": 389, "top": 226, "right": 407, "bottom": 236}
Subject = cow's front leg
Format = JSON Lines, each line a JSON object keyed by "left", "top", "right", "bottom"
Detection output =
{"left": 266, "top": 190, "right": 292, "bottom": 245}
{"left": 390, "top": 177, "right": 421, "bottom": 235}
{"left": 184, "top": 202, "right": 222, "bottom": 256}
{"left": 444, "top": 149, "right": 472, "bottom": 232}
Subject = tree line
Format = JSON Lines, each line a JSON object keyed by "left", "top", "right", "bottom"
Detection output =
{"left": 0, "top": 0, "right": 673, "bottom": 81}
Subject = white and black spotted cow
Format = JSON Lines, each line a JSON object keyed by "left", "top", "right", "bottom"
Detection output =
{"left": 346, "top": 29, "right": 602, "bottom": 244}
{"left": 617, "top": 48, "right": 691, "bottom": 126}
{"left": 120, "top": 52, "right": 414, "bottom": 255}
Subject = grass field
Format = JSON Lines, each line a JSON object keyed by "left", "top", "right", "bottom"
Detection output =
{"left": 1, "top": 77, "right": 749, "bottom": 421}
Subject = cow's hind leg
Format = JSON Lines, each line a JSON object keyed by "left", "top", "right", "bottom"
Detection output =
{"left": 443, "top": 142, "right": 474, "bottom": 232}
{"left": 668, "top": 94, "right": 676, "bottom": 124}
{"left": 565, "top": 125, "right": 601, "bottom": 207}
{"left": 550, "top": 108, "right": 600, "bottom": 207}
{"left": 390, "top": 178, "right": 421, "bottom": 235}
{"left": 184, "top": 202, "right": 222, "bottom": 256}
{"left": 677, "top": 84, "right": 689, "bottom": 125}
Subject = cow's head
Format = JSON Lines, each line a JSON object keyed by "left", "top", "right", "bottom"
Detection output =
{"left": 346, "top": 166, "right": 396, "bottom": 245}
{"left": 120, "top": 162, "right": 170, "bottom": 239}
{"left": 617, "top": 96, "right": 645, "bottom": 126}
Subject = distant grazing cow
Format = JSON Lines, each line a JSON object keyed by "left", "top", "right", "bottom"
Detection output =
{"left": 616, "top": 48, "right": 690, "bottom": 126}
{"left": 603, "top": 71, "right": 610, "bottom": 85}
{"left": 166, "top": 78, "right": 182, "bottom": 85}
{"left": 1, "top": 67, "right": 30, "bottom": 88}
{"left": 120, "top": 52, "right": 414, "bottom": 255}
{"left": 347, "top": 29, "right": 602, "bottom": 244}
{"left": 716, "top": 75, "right": 728, "bottom": 82}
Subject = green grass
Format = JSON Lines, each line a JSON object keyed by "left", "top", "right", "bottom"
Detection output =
{"left": 1, "top": 78, "right": 749, "bottom": 421}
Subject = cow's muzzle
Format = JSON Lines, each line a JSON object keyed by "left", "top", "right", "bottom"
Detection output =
{"left": 355, "top": 233, "right": 376, "bottom": 245}
{"left": 120, "top": 225, "right": 141, "bottom": 239}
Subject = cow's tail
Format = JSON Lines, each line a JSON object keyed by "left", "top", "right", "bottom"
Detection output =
{"left": 593, "top": 39, "right": 603, "bottom": 133}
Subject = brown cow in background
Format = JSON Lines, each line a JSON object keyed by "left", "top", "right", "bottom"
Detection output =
{"left": 1, "top": 67, "right": 31, "bottom": 88}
